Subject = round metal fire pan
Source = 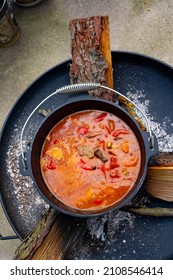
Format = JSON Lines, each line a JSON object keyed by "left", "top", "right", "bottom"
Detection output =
{"left": 0, "top": 51, "right": 173, "bottom": 259}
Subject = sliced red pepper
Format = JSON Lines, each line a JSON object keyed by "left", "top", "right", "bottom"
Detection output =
{"left": 100, "top": 164, "right": 107, "bottom": 177}
{"left": 109, "top": 156, "right": 119, "bottom": 169}
{"left": 79, "top": 159, "right": 94, "bottom": 171}
{"left": 76, "top": 126, "right": 89, "bottom": 135}
{"left": 105, "top": 126, "right": 111, "bottom": 134}
{"left": 112, "top": 129, "right": 129, "bottom": 138}
{"left": 47, "top": 159, "right": 56, "bottom": 170}
{"left": 94, "top": 112, "right": 107, "bottom": 122}
{"left": 80, "top": 158, "right": 86, "bottom": 164}
{"left": 100, "top": 140, "right": 105, "bottom": 150}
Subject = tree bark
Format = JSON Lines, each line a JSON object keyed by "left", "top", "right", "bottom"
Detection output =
{"left": 31, "top": 215, "right": 86, "bottom": 260}
{"left": 69, "top": 16, "right": 114, "bottom": 101}
{"left": 14, "top": 208, "right": 57, "bottom": 260}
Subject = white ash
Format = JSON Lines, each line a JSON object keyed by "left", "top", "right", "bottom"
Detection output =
{"left": 126, "top": 90, "right": 173, "bottom": 152}
{"left": 68, "top": 210, "right": 135, "bottom": 259}
{"left": 6, "top": 137, "right": 49, "bottom": 228}
{"left": 87, "top": 210, "right": 135, "bottom": 242}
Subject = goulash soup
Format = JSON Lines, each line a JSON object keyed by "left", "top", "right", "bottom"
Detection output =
{"left": 40, "top": 110, "right": 141, "bottom": 210}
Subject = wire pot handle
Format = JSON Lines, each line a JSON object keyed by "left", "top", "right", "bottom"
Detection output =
{"left": 20, "top": 83, "right": 154, "bottom": 169}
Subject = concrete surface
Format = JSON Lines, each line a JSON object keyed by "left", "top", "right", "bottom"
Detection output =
{"left": 0, "top": 0, "right": 173, "bottom": 259}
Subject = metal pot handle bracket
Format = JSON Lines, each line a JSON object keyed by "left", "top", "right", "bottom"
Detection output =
{"left": 20, "top": 83, "right": 154, "bottom": 170}
{"left": 0, "top": 233, "right": 18, "bottom": 240}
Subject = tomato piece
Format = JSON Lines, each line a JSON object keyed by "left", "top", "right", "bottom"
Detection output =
{"left": 113, "top": 129, "right": 129, "bottom": 137}
{"left": 53, "top": 139, "right": 59, "bottom": 144}
{"left": 94, "top": 112, "right": 107, "bottom": 122}
{"left": 94, "top": 198, "right": 103, "bottom": 205}
{"left": 109, "top": 156, "right": 119, "bottom": 169}
{"left": 76, "top": 126, "right": 89, "bottom": 135}
{"left": 110, "top": 169, "right": 120, "bottom": 178}
{"left": 47, "top": 159, "right": 56, "bottom": 170}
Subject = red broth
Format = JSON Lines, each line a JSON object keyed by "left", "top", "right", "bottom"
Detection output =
{"left": 40, "top": 110, "right": 141, "bottom": 210}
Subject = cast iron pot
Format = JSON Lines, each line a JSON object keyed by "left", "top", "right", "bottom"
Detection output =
{"left": 20, "top": 86, "right": 158, "bottom": 217}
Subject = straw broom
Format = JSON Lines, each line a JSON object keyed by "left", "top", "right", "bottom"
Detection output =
{"left": 145, "top": 165, "right": 173, "bottom": 202}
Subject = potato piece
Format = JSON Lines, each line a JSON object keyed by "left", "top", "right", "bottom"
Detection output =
{"left": 121, "top": 141, "right": 129, "bottom": 153}
{"left": 46, "top": 147, "right": 63, "bottom": 161}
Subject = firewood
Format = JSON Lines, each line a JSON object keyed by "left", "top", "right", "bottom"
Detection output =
{"left": 31, "top": 215, "right": 86, "bottom": 260}
{"left": 14, "top": 208, "right": 57, "bottom": 260}
{"left": 69, "top": 16, "right": 114, "bottom": 101}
